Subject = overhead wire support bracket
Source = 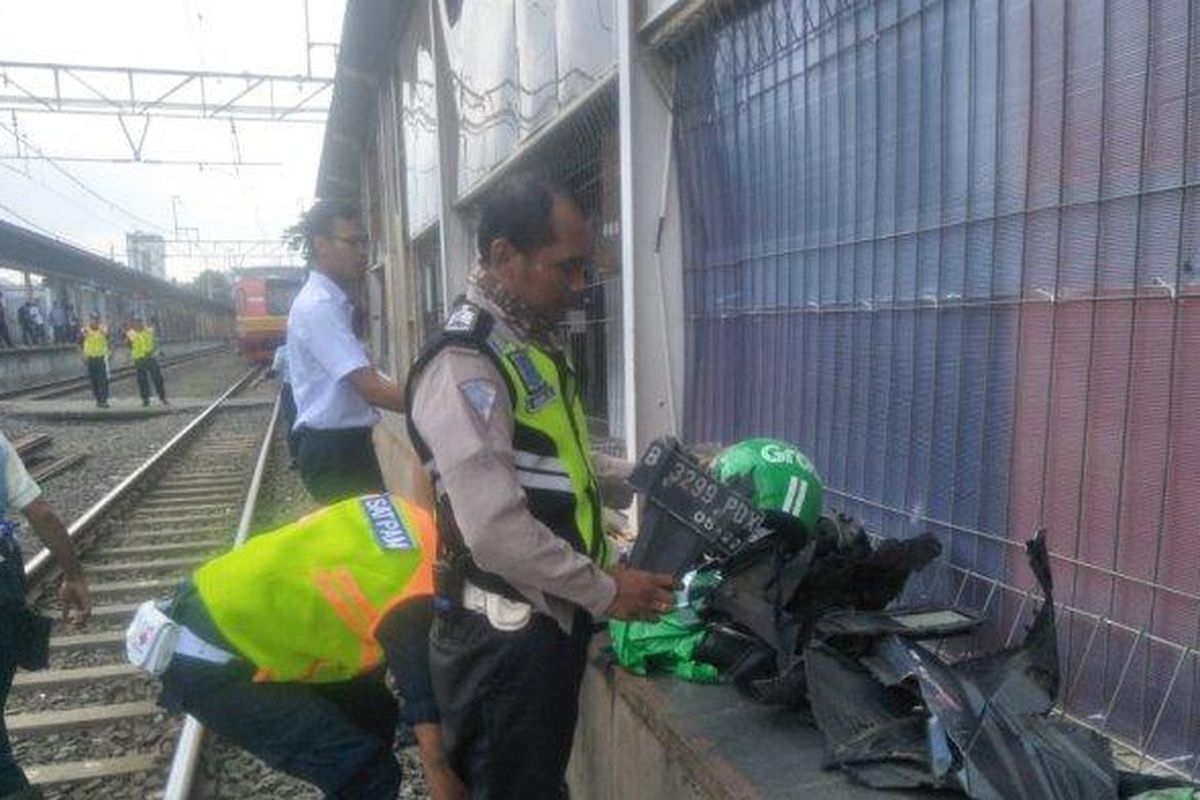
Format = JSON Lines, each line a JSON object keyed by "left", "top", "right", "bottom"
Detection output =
{"left": 0, "top": 60, "right": 333, "bottom": 123}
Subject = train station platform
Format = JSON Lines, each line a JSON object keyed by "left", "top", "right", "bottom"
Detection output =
{"left": 0, "top": 395, "right": 271, "bottom": 420}
{"left": 569, "top": 637, "right": 932, "bottom": 800}
{"left": 0, "top": 339, "right": 224, "bottom": 393}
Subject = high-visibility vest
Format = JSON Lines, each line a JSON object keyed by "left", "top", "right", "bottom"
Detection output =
{"left": 81, "top": 327, "right": 108, "bottom": 358}
{"left": 193, "top": 494, "right": 436, "bottom": 683}
{"left": 127, "top": 328, "right": 155, "bottom": 360}
{"left": 405, "top": 299, "right": 606, "bottom": 600}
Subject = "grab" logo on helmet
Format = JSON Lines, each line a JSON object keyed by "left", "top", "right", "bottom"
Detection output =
{"left": 759, "top": 442, "right": 813, "bottom": 470}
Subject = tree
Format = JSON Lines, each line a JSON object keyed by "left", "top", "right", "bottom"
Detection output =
{"left": 190, "top": 269, "right": 233, "bottom": 300}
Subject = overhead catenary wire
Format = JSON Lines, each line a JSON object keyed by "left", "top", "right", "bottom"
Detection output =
{"left": 0, "top": 117, "right": 170, "bottom": 233}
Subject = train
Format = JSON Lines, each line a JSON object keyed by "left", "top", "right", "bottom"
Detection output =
{"left": 232, "top": 266, "right": 306, "bottom": 364}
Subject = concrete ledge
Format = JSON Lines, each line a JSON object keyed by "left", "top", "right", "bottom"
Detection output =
{"left": 569, "top": 636, "right": 935, "bottom": 800}
{"left": 0, "top": 396, "right": 271, "bottom": 420}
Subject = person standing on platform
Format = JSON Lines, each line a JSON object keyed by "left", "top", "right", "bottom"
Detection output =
{"left": 287, "top": 200, "right": 404, "bottom": 504}
{"left": 16, "top": 303, "right": 33, "bottom": 347}
{"left": 0, "top": 297, "right": 12, "bottom": 348}
{"left": 48, "top": 303, "right": 66, "bottom": 345}
{"left": 250, "top": 343, "right": 299, "bottom": 468}
{"left": 1, "top": 429, "right": 92, "bottom": 799}
{"left": 405, "top": 175, "right": 676, "bottom": 798}
{"left": 26, "top": 304, "right": 45, "bottom": 346}
{"left": 80, "top": 314, "right": 110, "bottom": 409}
{"left": 125, "top": 316, "right": 168, "bottom": 407}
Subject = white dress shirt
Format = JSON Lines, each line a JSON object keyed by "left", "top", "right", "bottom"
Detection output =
{"left": 286, "top": 270, "right": 380, "bottom": 431}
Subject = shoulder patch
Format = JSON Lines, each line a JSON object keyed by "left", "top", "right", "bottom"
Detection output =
{"left": 444, "top": 303, "right": 480, "bottom": 333}
{"left": 360, "top": 495, "right": 415, "bottom": 551}
{"left": 458, "top": 378, "right": 499, "bottom": 425}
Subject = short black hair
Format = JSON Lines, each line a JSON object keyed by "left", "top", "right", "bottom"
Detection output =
{"left": 476, "top": 174, "right": 577, "bottom": 265}
{"left": 299, "top": 198, "right": 361, "bottom": 262}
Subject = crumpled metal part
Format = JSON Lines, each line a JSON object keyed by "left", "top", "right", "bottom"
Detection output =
{"left": 806, "top": 532, "right": 1164, "bottom": 799}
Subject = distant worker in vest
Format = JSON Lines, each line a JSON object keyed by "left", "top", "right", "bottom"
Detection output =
{"left": 79, "top": 313, "right": 110, "bottom": 408}
{"left": 125, "top": 316, "right": 168, "bottom": 407}
{"left": 405, "top": 174, "right": 677, "bottom": 798}
{"left": 134, "top": 493, "right": 465, "bottom": 800}
{"left": 1, "top": 429, "right": 92, "bottom": 799}
{"left": 287, "top": 200, "right": 405, "bottom": 503}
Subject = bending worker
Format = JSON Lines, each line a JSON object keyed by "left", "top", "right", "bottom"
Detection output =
{"left": 1, "top": 429, "right": 91, "bottom": 799}
{"left": 287, "top": 200, "right": 405, "bottom": 503}
{"left": 79, "top": 314, "right": 109, "bottom": 409}
{"left": 133, "top": 493, "right": 464, "bottom": 800}
{"left": 406, "top": 174, "right": 676, "bottom": 798}
{"left": 125, "top": 316, "right": 168, "bottom": 407}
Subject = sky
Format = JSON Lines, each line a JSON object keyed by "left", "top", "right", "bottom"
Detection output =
{"left": 0, "top": 0, "right": 346, "bottom": 283}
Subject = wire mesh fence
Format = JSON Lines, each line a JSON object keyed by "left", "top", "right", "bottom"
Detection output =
{"left": 669, "top": 0, "right": 1200, "bottom": 772}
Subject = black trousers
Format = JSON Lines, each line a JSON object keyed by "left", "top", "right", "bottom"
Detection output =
{"left": 280, "top": 384, "right": 300, "bottom": 462}
{"left": 295, "top": 426, "right": 385, "bottom": 504}
{"left": 134, "top": 356, "right": 167, "bottom": 404}
{"left": 430, "top": 608, "right": 592, "bottom": 799}
{"left": 85, "top": 357, "right": 108, "bottom": 405}
{"left": 162, "top": 660, "right": 401, "bottom": 799}
{"left": 0, "top": 321, "right": 12, "bottom": 348}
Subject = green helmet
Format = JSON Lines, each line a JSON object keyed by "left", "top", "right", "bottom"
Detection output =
{"left": 711, "top": 438, "right": 823, "bottom": 531}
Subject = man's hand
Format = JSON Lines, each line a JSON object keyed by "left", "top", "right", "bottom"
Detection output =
{"left": 22, "top": 498, "right": 91, "bottom": 624}
{"left": 605, "top": 565, "right": 676, "bottom": 622}
{"left": 59, "top": 573, "right": 91, "bottom": 625}
{"left": 413, "top": 722, "right": 467, "bottom": 800}
{"left": 424, "top": 760, "right": 468, "bottom": 800}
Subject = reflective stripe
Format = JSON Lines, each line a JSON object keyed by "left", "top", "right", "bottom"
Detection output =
{"left": 512, "top": 451, "right": 568, "bottom": 476}
{"left": 515, "top": 470, "right": 573, "bottom": 493}
{"left": 174, "top": 627, "right": 235, "bottom": 664}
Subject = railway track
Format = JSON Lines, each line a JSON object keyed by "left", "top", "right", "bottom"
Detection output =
{"left": 0, "top": 344, "right": 228, "bottom": 401}
{"left": 9, "top": 368, "right": 280, "bottom": 799}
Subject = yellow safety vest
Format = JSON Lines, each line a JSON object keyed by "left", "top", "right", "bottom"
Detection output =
{"left": 193, "top": 494, "right": 436, "bottom": 683}
{"left": 81, "top": 327, "right": 108, "bottom": 358}
{"left": 127, "top": 328, "right": 155, "bottom": 360}
{"left": 405, "top": 300, "right": 607, "bottom": 601}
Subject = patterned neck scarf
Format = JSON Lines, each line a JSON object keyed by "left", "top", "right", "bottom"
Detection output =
{"left": 468, "top": 266, "right": 563, "bottom": 353}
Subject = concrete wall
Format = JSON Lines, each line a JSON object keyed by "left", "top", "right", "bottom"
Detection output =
{"left": 0, "top": 339, "right": 228, "bottom": 393}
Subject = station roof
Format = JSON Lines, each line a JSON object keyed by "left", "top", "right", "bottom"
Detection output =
{"left": 315, "top": 0, "right": 407, "bottom": 202}
{"left": 0, "top": 219, "right": 232, "bottom": 313}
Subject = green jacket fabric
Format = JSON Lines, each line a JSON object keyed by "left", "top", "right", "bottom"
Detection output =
{"left": 609, "top": 611, "right": 719, "bottom": 683}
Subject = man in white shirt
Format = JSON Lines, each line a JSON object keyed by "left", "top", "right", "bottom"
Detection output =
{"left": 287, "top": 200, "right": 404, "bottom": 503}
{"left": 1, "top": 431, "right": 91, "bottom": 798}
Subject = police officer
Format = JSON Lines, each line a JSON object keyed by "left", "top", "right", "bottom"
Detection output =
{"left": 1, "top": 430, "right": 91, "bottom": 799}
{"left": 144, "top": 493, "right": 464, "bottom": 800}
{"left": 287, "top": 200, "right": 405, "bottom": 504}
{"left": 79, "top": 314, "right": 109, "bottom": 408}
{"left": 405, "top": 175, "right": 676, "bottom": 798}
{"left": 125, "top": 316, "right": 168, "bottom": 407}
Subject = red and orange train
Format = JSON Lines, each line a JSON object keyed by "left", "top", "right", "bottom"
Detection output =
{"left": 232, "top": 266, "right": 305, "bottom": 364}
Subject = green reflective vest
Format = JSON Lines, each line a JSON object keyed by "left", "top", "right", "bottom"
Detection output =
{"left": 81, "top": 326, "right": 108, "bottom": 357}
{"left": 405, "top": 300, "right": 607, "bottom": 598}
{"left": 127, "top": 327, "right": 155, "bottom": 360}
{"left": 193, "top": 494, "right": 435, "bottom": 683}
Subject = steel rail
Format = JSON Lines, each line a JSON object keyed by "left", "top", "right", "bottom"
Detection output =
{"left": 23, "top": 365, "right": 258, "bottom": 584}
{"left": 162, "top": 389, "right": 282, "bottom": 800}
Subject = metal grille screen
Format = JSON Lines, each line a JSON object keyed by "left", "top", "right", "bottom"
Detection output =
{"left": 672, "top": 0, "right": 1200, "bottom": 770}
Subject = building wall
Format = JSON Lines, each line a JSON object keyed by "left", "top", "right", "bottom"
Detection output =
{"left": 339, "top": 0, "right": 1200, "bottom": 771}
{"left": 670, "top": 0, "right": 1200, "bottom": 764}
